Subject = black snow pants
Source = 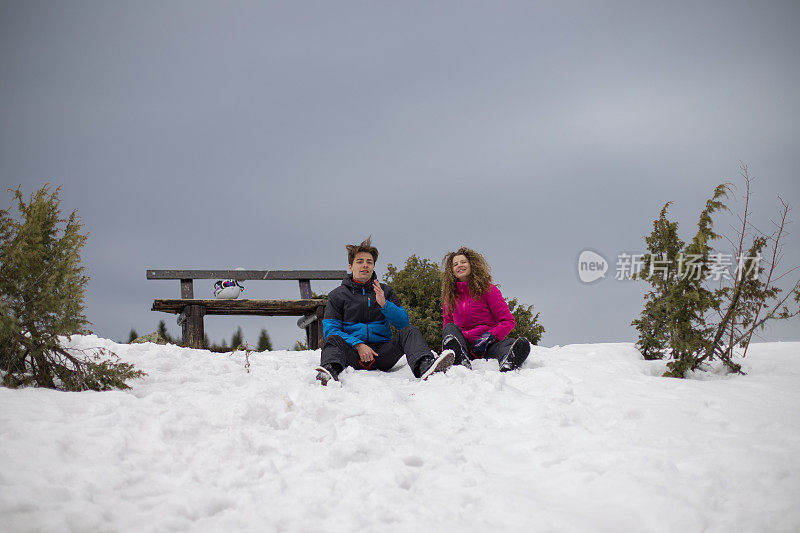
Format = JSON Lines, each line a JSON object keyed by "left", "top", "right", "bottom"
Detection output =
{"left": 442, "top": 322, "right": 521, "bottom": 362}
{"left": 321, "top": 325, "right": 433, "bottom": 378}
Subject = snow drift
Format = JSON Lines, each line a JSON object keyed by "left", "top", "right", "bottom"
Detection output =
{"left": 1, "top": 337, "right": 798, "bottom": 532}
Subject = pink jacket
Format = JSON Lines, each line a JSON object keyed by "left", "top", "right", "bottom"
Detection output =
{"left": 443, "top": 282, "right": 516, "bottom": 344}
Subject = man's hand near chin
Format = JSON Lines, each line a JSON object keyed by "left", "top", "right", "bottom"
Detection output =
{"left": 372, "top": 279, "right": 386, "bottom": 307}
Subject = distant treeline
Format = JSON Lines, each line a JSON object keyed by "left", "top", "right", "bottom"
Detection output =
{"left": 128, "top": 321, "right": 275, "bottom": 352}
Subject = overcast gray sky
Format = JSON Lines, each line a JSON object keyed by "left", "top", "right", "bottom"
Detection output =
{"left": 2, "top": 1, "right": 798, "bottom": 350}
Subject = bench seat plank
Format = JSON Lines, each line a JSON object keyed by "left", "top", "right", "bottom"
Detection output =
{"left": 153, "top": 299, "right": 325, "bottom": 316}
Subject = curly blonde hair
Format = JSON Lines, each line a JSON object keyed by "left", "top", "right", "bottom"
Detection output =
{"left": 441, "top": 247, "right": 493, "bottom": 311}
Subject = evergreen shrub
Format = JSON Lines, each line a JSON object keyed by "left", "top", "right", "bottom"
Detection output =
{"left": 0, "top": 185, "right": 144, "bottom": 390}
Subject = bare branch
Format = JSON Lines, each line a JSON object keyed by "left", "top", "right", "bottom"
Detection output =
{"left": 735, "top": 281, "right": 800, "bottom": 348}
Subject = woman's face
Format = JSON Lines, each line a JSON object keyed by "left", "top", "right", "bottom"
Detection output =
{"left": 452, "top": 254, "right": 471, "bottom": 282}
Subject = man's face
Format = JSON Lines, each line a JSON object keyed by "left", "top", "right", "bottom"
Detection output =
{"left": 350, "top": 251, "right": 375, "bottom": 283}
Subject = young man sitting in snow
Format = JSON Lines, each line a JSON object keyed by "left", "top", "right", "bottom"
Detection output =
{"left": 315, "top": 237, "right": 454, "bottom": 385}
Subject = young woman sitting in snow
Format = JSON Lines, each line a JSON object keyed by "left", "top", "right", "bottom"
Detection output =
{"left": 441, "top": 247, "right": 530, "bottom": 372}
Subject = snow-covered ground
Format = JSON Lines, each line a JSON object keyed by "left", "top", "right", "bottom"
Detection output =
{"left": 1, "top": 337, "right": 799, "bottom": 533}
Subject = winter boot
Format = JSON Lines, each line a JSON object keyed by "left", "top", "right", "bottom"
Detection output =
{"left": 418, "top": 349, "right": 455, "bottom": 380}
{"left": 315, "top": 363, "right": 341, "bottom": 385}
{"left": 498, "top": 339, "right": 530, "bottom": 372}
{"left": 443, "top": 334, "right": 471, "bottom": 370}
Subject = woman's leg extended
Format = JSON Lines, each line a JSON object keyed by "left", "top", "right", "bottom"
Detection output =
{"left": 485, "top": 337, "right": 515, "bottom": 361}
{"left": 442, "top": 323, "right": 471, "bottom": 368}
{"left": 486, "top": 337, "right": 530, "bottom": 371}
{"left": 442, "top": 323, "right": 468, "bottom": 348}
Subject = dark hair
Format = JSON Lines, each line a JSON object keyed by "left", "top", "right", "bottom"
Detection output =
{"left": 346, "top": 236, "right": 379, "bottom": 264}
{"left": 441, "top": 247, "right": 493, "bottom": 311}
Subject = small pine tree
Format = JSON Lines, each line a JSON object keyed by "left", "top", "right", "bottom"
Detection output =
{"left": 293, "top": 340, "right": 308, "bottom": 351}
{"left": 0, "top": 185, "right": 144, "bottom": 390}
{"left": 631, "top": 202, "right": 686, "bottom": 360}
{"left": 204, "top": 335, "right": 230, "bottom": 353}
{"left": 230, "top": 327, "right": 244, "bottom": 350}
{"left": 632, "top": 185, "right": 729, "bottom": 375}
{"left": 662, "top": 185, "right": 728, "bottom": 376}
{"left": 157, "top": 320, "right": 175, "bottom": 344}
{"left": 632, "top": 173, "right": 799, "bottom": 377}
{"left": 127, "top": 329, "right": 139, "bottom": 343}
{"left": 257, "top": 328, "right": 273, "bottom": 351}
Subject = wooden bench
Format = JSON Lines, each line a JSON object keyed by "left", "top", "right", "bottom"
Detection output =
{"left": 147, "top": 269, "right": 346, "bottom": 350}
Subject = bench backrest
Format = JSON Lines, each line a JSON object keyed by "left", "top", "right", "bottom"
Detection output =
{"left": 147, "top": 269, "right": 347, "bottom": 298}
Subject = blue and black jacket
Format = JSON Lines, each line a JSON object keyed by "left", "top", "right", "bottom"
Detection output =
{"left": 322, "top": 273, "right": 410, "bottom": 346}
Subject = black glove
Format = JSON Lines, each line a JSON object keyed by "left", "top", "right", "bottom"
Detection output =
{"left": 471, "top": 332, "right": 496, "bottom": 356}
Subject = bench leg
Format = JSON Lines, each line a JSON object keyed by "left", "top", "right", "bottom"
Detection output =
{"left": 180, "top": 304, "right": 206, "bottom": 348}
{"left": 309, "top": 306, "right": 325, "bottom": 350}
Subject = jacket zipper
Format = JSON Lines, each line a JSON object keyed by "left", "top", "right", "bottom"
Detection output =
{"left": 363, "top": 286, "right": 369, "bottom": 342}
